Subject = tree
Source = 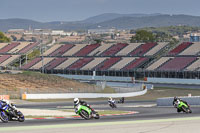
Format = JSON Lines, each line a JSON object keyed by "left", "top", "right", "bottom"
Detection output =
{"left": 31, "top": 37, "right": 37, "bottom": 42}
{"left": 94, "top": 39, "right": 102, "bottom": 44}
{"left": 130, "top": 30, "right": 155, "bottom": 43}
{"left": 0, "top": 31, "right": 10, "bottom": 43}
{"left": 19, "top": 36, "right": 26, "bottom": 42}
{"left": 11, "top": 35, "right": 17, "bottom": 41}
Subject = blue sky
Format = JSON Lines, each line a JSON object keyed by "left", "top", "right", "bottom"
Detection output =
{"left": 1, "top": 0, "right": 200, "bottom": 22}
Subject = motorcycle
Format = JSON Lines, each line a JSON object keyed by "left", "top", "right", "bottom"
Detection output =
{"left": 174, "top": 100, "right": 192, "bottom": 113}
{"left": 0, "top": 103, "right": 25, "bottom": 123}
{"left": 0, "top": 104, "right": 9, "bottom": 123}
{"left": 75, "top": 104, "right": 100, "bottom": 120}
{"left": 108, "top": 100, "right": 117, "bottom": 108}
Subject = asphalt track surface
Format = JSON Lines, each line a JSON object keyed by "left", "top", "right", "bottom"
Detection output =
{"left": 1, "top": 101, "right": 200, "bottom": 127}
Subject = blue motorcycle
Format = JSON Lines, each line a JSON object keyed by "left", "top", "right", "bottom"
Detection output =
{"left": 0, "top": 102, "right": 25, "bottom": 123}
{"left": 0, "top": 103, "right": 9, "bottom": 123}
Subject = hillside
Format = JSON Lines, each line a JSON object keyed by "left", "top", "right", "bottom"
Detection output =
{"left": 0, "top": 71, "right": 97, "bottom": 98}
{"left": 1, "top": 14, "right": 200, "bottom": 31}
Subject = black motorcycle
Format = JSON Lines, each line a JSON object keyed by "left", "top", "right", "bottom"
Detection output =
{"left": 108, "top": 100, "right": 117, "bottom": 108}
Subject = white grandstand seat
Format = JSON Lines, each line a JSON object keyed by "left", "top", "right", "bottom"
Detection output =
{"left": 109, "top": 57, "right": 135, "bottom": 70}
{"left": 81, "top": 57, "right": 107, "bottom": 70}
{"left": 55, "top": 58, "right": 79, "bottom": 69}
{"left": 30, "top": 57, "right": 54, "bottom": 69}
{"left": 116, "top": 43, "right": 141, "bottom": 56}
{"left": 8, "top": 42, "right": 30, "bottom": 53}
{"left": 146, "top": 57, "right": 172, "bottom": 70}
{"left": 186, "top": 57, "right": 200, "bottom": 71}
{"left": 62, "top": 44, "right": 87, "bottom": 56}
{"left": 43, "top": 44, "right": 62, "bottom": 56}
{"left": 0, "top": 43, "right": 9, "bottom": 50}
{"left": 0, "top": 55, "right": 20, "bottom": 66}
{"left": 179, "top": 42, "right": 200, "bottom": 55}
{"left": 145, "top": 42, "right": 168, "bottom": 56}
{"left": 88, "top": 43, "right": 113, "bottom": 56}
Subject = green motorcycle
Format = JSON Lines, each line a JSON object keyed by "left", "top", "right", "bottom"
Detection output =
{"left": 174, "top": 100, "right": 192, "bottom": 113}
{"left": 75, "top": 104, "right": 100, "bottom": 120}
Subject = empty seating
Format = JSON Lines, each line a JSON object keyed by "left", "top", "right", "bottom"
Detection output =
{"left": 95, "top": 57, "right": 121, "bottom": 70}
{"left": 0, "top": 55, "right": 20, "bottom": 66}
{"left": 8, "top": 42, "right": 30, "bottom": 54}
{"left": 49, "top": 44, "right": 74, "bottom": 56}
{"left": 129, "top": 43, "right": 157, "bottom": 56}
{"left": 21, "top": 57, "right": 42, "bottom": 69}
{"left": 74, "top": 44, "right": 100, "bottom": 56}
{"left": 81, "top": 57, "right": 106, "bottom": 70}
{"left": 63, "top": 44, "right": 87, "bottom": 56}
{"left": 123, "top": 57, "right": 148, "bottom": 70}
{"left": 0, "top": 43, "right": 9, "bottom": 50}
{"left": 45, "top": 58, "right": 68, "bottom": 70}
{"left": 0, "top": 42, "right": 20, "bottom": 53}
{"left": 0, "top": 55, "right": 12, "bottom": 64}
{"left": 185, "top": 58, "right": 200, "bottom": 71}
{"left": 145, "top": 42, "right": 168, "bottom": 56}
{"left": 158, "top": 57, "right": 197, "bottom": 71}
{"left": 100, "top": 43, "right": 128, "bottom": 56}
{"left": 168, "top": 42, "right": 192, "bottom": 56}
{"left": 67, "top": 58, "right": 93, "bottom": 70}
{"left": 55, "top": 58, "right": 79, "bottom": 70}
{"left": 43, "top": 45, "right": 62, "bottom": 56}
{"left": 116, "top": 43, "right": 142, "bottom": 56}
{"left": 30, "top": 57, "right": 54, "bottom": 70}
{"left": 88, "top": 43, "right": 113, "bottom": 56}
{"left": 109, "top": 57, "right": 135, "bottom": 70}
{"left": 18, "top": 42, "right": 39, "bottom": 54}
{"left": 179, "top": 42, "right": 200, "bottom": 55}
{"left": 146, "top": 57, "right": 172, "bottom": 71}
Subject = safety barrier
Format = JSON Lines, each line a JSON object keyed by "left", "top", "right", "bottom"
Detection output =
{"left": 0, "top": 95, "right": 10, "bottom": 100}
{"left": 22, "top": 89, "right": 147, "bottom": 99}
{"left": 157, "top": 96, "right": 200, "bottom": 106}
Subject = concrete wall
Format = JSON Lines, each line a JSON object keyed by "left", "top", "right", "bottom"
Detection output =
{"left": 148, "top": 77, "right": 200, "bottom": 85}
{"left": 22, "top": 89, "right": 147, "bottom": 99}
{"left": 157, "top": 96, "right": 200, "bottom": 106}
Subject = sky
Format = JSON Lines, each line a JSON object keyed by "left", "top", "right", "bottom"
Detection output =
{"left": 1, "top": 0, "right": 200, "bottom": 22}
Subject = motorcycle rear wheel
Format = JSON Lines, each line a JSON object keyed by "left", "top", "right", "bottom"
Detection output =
{"left": 80, "top": 110, "right": 90, "bottom": 120}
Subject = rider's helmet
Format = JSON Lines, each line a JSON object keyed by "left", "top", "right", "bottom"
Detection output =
{"left": 108, "top": 97, "right": 112, "bottom": 101}
{"left": 174, "top": 96, "right": 178, "bottom": 101}
{"left": 74, "top": 98, "right": 79, "bottom": 106}
{"left": 1, "top": 99, "right": 9, "bottom": 104}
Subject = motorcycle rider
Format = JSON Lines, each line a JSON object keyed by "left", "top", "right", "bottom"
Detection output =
{"left": 173, "top": 96, "right": 189, "bottom": 112}
{"left": 0, "top": 99, "right": 18, "bottom": 117}
{"left": 108, "top": 97, "right": 116, "bottom": 108}
{"left": 74, "top": 98, "right": 95, "bottom": 113}
{"left": 118, "top": 97, "right": 125, "bottom": 104}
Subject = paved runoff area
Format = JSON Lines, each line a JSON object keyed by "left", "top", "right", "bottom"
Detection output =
{"left": 1, "top": 117, "right": 200, "bottom": 133}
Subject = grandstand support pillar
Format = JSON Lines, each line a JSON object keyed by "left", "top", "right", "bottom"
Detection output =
{"left": 25, "top": 54, "right": 27, "bottom": 64}
{"left": 19, "top": 57, "right": 21, "bottom": 68}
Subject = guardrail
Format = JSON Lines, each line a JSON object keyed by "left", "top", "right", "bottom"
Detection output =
{"left": 22, "top": 89, "right": 147, "bottom": 99}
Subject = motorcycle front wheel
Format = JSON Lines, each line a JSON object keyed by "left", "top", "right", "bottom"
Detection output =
{"left": 0, "top": 111, "right": 9, "bottom": 123}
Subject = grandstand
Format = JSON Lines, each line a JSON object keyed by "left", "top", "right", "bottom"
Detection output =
{"left": 0, "top": 42, "right": 40, "bottom": 69}
{"left": 18, "top": 41, "right": 200, "bottom": 79}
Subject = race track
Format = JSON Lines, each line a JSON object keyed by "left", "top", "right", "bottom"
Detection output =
{"left": 1, "top": 100, "right": 200, "bottom": 128}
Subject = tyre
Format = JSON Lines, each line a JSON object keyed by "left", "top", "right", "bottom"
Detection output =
{"left": 80, "top": 110, "right": 90, "bottom": 120}
{"left": 188, "top": 108, "right": 192, "bottom": 113}
{"left": 182, "top": 106, "right": 189, "bottom": 113}
{"left": 94, "top": 113, "right": 100, "bottom": 119}
{"left": 18, "top": 117, "right": 25, "bottom": 122}
{"left": 0, "top": 111, "right": 8, "bottom": 123}
{"left": 17, "top": 111, "right": 25, "bottom": 122}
